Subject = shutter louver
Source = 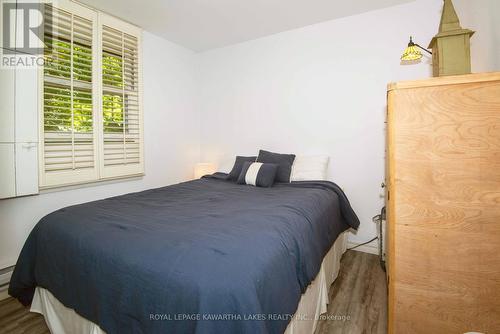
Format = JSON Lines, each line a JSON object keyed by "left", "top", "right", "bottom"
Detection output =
{"left": 41, "top": 4, "right": 98, "bottom": 187}
{"left": 101, "top": 25, "right": 142, "bottom": 178}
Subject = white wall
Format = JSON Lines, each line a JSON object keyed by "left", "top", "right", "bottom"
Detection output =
{"left": 0, "top": 32, "right": 200, "bottom": 268}
{"left": 455, "top": 0, "right": 500, "bottom": 72}
{"left": 1, "top": 0, "right": 499, "bottom": 267}
{"left": 196, "top": 0, "right": 500, "bottom": 246}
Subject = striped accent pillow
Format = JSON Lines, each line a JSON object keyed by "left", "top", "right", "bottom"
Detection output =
{"left": 227, "top": 156, "right": 257, "bottom": 181}
{"left": 237, "top": 162, "right": 278, "bottom": 187}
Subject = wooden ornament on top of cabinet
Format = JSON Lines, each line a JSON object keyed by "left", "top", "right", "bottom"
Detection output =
{"left": 428, "top": 0, "right": 475, "bottom": 77}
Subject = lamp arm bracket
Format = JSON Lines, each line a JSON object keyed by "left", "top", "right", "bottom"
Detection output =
{"left": 415, "top": 43, "right": 432, "bottom": 55}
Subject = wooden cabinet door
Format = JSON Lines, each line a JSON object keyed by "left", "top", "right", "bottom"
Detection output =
{"left": 388, "top": 79, "right": 500, "bottom": 333}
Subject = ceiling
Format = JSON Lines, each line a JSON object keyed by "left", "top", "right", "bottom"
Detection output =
{"left": 79, "top": 0, "right": 414, "bottom": 52}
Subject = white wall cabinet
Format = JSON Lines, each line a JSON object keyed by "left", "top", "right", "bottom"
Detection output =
{"left": 0, "top": 1, "right": 40, "bottom": 199}
{"left": 0, "top": 67, "right": 39, "bottom": 199}
{"left": 0, "top": 67, "right": 40, "bottom": 199}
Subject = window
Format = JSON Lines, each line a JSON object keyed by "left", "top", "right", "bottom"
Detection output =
{"left": 39, "top": 0, "right": 143, "bottom": 188}
{"left": 101, "top": 21, "right": 142, "bottom": 178}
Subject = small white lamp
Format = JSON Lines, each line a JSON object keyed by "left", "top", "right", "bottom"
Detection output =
{"left": 194, "top": 163, "right": 216, "bottom": 179}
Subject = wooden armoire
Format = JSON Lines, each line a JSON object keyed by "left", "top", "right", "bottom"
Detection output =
{"left": 386, "top": 72, "right": 500, "bottom": 333}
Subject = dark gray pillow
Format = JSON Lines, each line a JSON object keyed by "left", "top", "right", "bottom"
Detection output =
{"left": 237, "top": 162, "right": 278, "bottom": 187}
{"left": 227, "top": 156, "right": 257, "bottom": 181}
{"left": 256, "top": 150, "right": 295, "bottom": 183}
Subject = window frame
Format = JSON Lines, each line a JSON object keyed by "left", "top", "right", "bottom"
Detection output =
{"left": 38, "top": 0, "right": 144, "bottom": 189}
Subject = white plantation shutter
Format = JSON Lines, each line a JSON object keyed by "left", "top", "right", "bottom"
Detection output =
{"left": 100, "top": 17, "right": 143, "bottom": 179}
{"left": 40, "top": 2, "right": 98, "bottom": 187}
{"left": 39, "top": 2, "right": 143, "bottom": 188}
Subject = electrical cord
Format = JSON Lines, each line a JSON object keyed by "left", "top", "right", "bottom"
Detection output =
{"left": 378, "top": 210, "right": 386, "bottom": 272}
{"left": 347, "top": 208, "right": 387, "bottom": 272}
{"left": 347, "top": 236, "right": 378, "bottom": 251}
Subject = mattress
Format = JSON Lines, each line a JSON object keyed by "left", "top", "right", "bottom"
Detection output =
{"left": 31, "top": 232, "right": 348, "bottom": 334}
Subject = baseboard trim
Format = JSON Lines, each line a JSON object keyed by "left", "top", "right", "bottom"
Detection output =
{"left": 347, "top": 241, "right": 379, "bottom": 255}
{"left": 0, "top": 289, "right": 10, "bottom": 301}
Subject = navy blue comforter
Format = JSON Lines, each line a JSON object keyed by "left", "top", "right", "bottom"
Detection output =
{"left": 9, "top": 174, "right": 359, "bottom": 334}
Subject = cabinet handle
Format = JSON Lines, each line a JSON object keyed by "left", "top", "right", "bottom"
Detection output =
{"left": 381, "top": 182, "right": 386, "bottom": 188}
{"left": 22, "top": 143, "right": 37, "bottom": 149}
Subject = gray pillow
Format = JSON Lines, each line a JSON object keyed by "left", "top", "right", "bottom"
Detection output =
{"left": 227, "top": 156, "right": 257, "bottom": 181}
{"left": 237, "top": 162, "right": 278, "bottom": 187}
{"left": 256, "top": 150, "right": 295, "bottom": 183}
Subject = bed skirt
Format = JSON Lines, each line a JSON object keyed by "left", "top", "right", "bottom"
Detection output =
{"left": 31, "top": 231, "right": 348, "bottom": 334}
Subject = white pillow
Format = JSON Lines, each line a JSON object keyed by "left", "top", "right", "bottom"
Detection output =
{"left": 290, "top": 155, "right": 329, "bottom": 181}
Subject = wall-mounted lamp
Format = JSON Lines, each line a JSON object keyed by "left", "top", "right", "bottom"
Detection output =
{"left": 401, "top": 36, "right": 432, "bottom": 63}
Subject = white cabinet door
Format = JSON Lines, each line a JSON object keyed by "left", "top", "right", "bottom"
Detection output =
{"left": 14, "top": 67, "right": 40, "bottom": 196}
{"left": 0, "top": 0, "right": 17, "bottom": 199}
{"left": 15, "top": 68, "right": 39, "bottom": 143}
{"left": 0, "top": 143, "right": 16, "bottom": 199}
{"left": 0, "top": 0, "right": 16, "bottom": 143}
{"left": 0, "top": 67, "right": 15, "bottom": 143}
{"left": 15, "top": 142, "right": 39, "bottom": 196}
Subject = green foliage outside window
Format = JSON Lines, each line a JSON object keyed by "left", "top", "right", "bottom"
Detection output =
{"left": 44, "top": 37, "right": 92, "bottom": 82}
{"left": 102, "top": 53, "right": 123, "bottom": 88}
{"left": 44, "top": 37, "right": 125, "bottom": 133}
{"left": 103, "top": 94, "right": 124, "bottom": 133}
{"left": 44, "top": 86, "right": 93, "bottom": 132}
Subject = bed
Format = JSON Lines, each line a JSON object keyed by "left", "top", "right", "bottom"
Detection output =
{"left": 9, "top": 173, "right": 359, "bottom": 334}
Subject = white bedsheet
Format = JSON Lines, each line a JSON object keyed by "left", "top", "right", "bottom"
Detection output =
{"left": 31, "top": 231, "right": 347, "bottom": 334}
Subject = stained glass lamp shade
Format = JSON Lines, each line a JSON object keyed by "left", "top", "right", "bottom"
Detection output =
{"left": 401, "top": 44, "right": 422, "bottom": 61}
{"left": 401, "top": 36, "right": 432, "bottom": 63}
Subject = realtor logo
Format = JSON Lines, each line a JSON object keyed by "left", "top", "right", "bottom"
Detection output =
{"left": 1, "top": 0, "right": 52, "bottom": 68}
{"left": 1, "top": 1, "right": 51, "bottom": 54}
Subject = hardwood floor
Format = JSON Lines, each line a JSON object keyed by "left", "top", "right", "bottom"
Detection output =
{"left": 0, "top": 298, "right": 49, "bottom": 334}
{"left": 0, "top": 250, "right": 386, "bottom": 334}
{"left": 315, "top": 250, "right": 387, "bottom": 334}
